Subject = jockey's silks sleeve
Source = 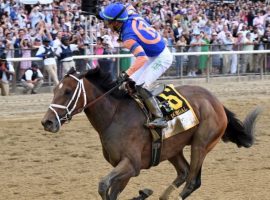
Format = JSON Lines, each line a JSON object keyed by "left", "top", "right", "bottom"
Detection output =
{"left": 121, "top": 16, "right": 166, "bottom": 57}
{"left": 120, "top": 15, "right": 166, "bottom": 76}
{"left": 123, "top": 39, "right": 148, "bottom": 76}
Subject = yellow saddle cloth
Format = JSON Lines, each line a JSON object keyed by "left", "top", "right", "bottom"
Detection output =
{"left": 156, "top": 84, "right": 199, "bottom": 139}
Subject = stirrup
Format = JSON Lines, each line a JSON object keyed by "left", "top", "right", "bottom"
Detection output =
{"left": 145, "top": 118, "right": 168, "bottom": 129}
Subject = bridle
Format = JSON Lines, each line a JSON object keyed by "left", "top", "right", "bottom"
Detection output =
{"left": 49, "top": 74, "right": 87, "bottom": 126}
{"left": 48, "top": 73, "right": 121, "bottom": 127}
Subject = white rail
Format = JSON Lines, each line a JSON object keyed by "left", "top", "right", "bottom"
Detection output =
{"left": 6, "top": 50, "right": 270, "bottom": 62}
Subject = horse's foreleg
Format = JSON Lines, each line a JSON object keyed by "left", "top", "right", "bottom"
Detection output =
{"left": 109, "top": 179, "right": 130, "bottom": 200}
{"left": 98, "top": 158, "right": 136, "bottom": 200}
{"left": 159, "top": 151, "right": 189, "bottom": 200}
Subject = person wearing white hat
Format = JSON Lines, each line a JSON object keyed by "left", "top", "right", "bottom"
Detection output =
{"left": 187, "top": 30, "right": 204, "bottom": 77}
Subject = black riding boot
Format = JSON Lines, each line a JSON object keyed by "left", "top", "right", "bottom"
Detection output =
{"left": 136, "top": 85, "right": 168, "bottom": 129}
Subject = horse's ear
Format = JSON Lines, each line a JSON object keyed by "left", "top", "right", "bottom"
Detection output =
{"left": 66, "top": 67, "right": 77, "bottom": 75}
{"left": 86, "top": 67, "right": 100, "bottom": 75}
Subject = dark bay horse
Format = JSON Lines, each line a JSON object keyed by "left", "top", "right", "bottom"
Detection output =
{"left": 41, "top": 68, "right": 261, "bottom": 200}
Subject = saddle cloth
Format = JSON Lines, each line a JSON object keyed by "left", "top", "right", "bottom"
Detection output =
{"left": 155, "top": 84, "right": 199, "bottom": 139}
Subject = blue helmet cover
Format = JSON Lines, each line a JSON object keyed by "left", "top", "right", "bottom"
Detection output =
{"left": 99, "top": 3, "right": 128, "bottom": 21}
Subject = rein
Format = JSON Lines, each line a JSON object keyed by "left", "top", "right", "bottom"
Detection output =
{"left": 49, "top": 74, "right": 120, "bottom": 126}
{"left": 74, "top": 82, "right": 121, "bottom": 114}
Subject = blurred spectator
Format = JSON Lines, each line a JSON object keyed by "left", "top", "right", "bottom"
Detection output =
{"left": 220, "top": 31, "right": 235, "bottom": 74}
{"left": 71, "top": 31, "right": 88, "bottom": 73}
{"left": 92, "top": 36, "right": 104, "bottom": 68}
{"left": 19, "top": 37, "right": 32, "bottom": 78}
{"left": 29, "top": 6, "right": 45, "bottom": 28}
{"left": 52, "top": 31, "right": 63, "bottom": 51}
{"left": 253, "top": 32, "right": 265, "bottom": 72}
{"left": 36, "top": 37, "right": 59, "bottom": 86}
{"left": 0, "top": 52, "right": 14, "bottom": 96}
{"left": 235, "top": 31, "right": 246, "bottom": 73}
{"left": 97, "top": 35, "right": 115, "bottom": 80}
{"left": 13, "top": 28, "right": 26, "bottom": 79}
{"left": 173, "top": 22, "right": 184, "bottom": 42}
{"left": 188, "top": 30, "right": 204, "bottom": 77}
{"left": 199, "top": 32, "right": 210, "bottom": 75}
{"left": 55, "top": 35, "right": 79, "bottom": 78}
{"left": 21, "top": 62, "right": 43, "bottom": 94}
{"left": 242, "top": 32, "right": 254, "bottom": 72}
{"left": 210, "top": 32, "right": 221, "bottom": 74}
{"left": 175, "top": 35, "right": 187, "bottom": 75}
{"left": 163, "top": 24, "right": 175, "bottom": 47}
{"left": 32, "top": 38, "right": 42, "bottom": 49}
{"left": 73, "top": 18, "right": 84, "bottom": 31}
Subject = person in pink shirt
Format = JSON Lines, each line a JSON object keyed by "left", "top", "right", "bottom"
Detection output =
{"left": 92, "top": 37, "right": 104, "bottom": 68}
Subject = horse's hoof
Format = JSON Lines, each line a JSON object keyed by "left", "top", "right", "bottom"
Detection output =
{"left": 131, "top": 188, "right": 153, "bottom": 200}
{"left": 139, "top": 188, "right": 153, "bottom": 198}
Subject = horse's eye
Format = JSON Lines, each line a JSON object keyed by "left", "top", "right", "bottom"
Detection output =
{"left": 64, "top": 89, "right": 72, "bottom": 96}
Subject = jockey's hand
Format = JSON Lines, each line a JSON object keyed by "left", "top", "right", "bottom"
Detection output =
{"left": 117, "top": 72, "right": 129, "bottom": 84}
{"left": 119, "top": 79, "right": 136, "bottom": 95}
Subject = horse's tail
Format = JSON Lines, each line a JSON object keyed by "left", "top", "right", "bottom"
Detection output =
{"left": 222, "top": 106, "right": 262, "bottom": 148}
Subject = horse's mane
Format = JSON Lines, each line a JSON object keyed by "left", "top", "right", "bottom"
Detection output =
{"left": 82, "top": 68, "right": 130, "bottom": 99}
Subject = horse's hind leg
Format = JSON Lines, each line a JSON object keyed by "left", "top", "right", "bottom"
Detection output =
{"left": 179, "top": 122, "right": 223, "bottom": 199}
{"left": 98, "top": 158, "right": 137, "bottom": 200}
{"left": 178, "top": 141, "right": 206, "bottom": 199}
{"left": 159, "top": 150, "right": 189, "bottom": 200}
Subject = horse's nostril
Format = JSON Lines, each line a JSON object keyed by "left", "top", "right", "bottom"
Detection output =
{"left": 42, "top": 120, "right": 53, "bottom": 128}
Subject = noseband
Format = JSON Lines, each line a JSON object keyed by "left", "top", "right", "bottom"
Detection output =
{"left": 49, "top": 74, "right": 87, "bottom": 126}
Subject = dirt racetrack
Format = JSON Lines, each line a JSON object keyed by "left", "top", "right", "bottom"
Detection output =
{"left": 0, "top": 79, "right": 270, "bottom": 200}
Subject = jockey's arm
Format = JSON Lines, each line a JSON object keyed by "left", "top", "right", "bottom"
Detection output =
{"left": 123, "top": 39, "right": 148, "bottom": 76}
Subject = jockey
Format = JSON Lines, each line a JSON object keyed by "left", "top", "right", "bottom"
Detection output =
{"left": 99, "top": 2, "right": 173, "bottom": 128}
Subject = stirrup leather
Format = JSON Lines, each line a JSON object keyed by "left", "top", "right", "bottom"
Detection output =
{"left": 146, "top": 117, "right": 168, "bottom": 129}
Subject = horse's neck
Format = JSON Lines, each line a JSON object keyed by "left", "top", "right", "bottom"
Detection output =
{"left": 84, "top": 85, "right": 118, "bottom": 133}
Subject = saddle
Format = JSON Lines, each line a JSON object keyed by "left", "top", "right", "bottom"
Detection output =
{"left": 132, "top": 84, "right": 199, "bottom": 166}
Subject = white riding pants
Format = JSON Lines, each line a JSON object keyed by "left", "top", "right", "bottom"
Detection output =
{"left": 130, "top": 47, "right": 173, "bottom": 88}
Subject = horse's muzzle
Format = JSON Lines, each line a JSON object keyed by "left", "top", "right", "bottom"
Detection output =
{"left": 41, "top": 119, "right": 60, "bottom": 133}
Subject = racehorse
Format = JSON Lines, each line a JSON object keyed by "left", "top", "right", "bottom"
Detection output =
{"left": 41, "top": 68, "right": 261, "bottom": 200}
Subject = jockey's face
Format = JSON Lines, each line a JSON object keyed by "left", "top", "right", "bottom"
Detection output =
{"left": 105, "top": 20, "right": 123, "bottom": 32}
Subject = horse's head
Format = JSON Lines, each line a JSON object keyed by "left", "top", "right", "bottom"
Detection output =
{"left": 41, "top": 68, "right": 87, "bottom": 133}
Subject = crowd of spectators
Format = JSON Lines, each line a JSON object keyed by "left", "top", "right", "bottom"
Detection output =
{"left": 1, "top": 0, "right": 270, "bottom": 89}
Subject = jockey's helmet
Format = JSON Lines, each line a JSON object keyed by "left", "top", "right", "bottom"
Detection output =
{"left": 99, "top": 3, "right": 128, "bottom": 22}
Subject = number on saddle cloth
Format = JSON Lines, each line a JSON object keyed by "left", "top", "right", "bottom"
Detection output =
{"left": 154, "top": 84, "right": 189, "bottom": 120}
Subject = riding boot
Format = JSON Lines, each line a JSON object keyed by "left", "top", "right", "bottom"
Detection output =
{"left": 136, "top": 85, "right": 168, "bottom": 129}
